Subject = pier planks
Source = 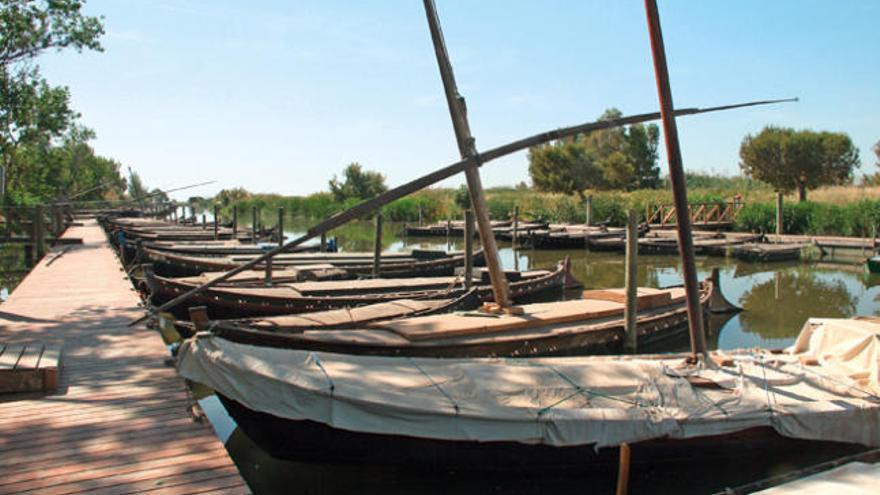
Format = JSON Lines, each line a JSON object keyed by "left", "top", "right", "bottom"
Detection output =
{"left": 0, "top": 218, "right": 250, "bottom": 495}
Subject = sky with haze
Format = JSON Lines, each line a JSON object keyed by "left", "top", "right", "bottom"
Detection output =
{"left": 38, "top": 1, "right": 880, "bottom": 200}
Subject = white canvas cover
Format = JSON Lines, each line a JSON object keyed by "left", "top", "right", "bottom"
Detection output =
{"left": 176, "top": 318, "right": 880, "bottom": 448}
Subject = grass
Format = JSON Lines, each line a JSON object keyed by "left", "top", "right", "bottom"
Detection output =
{"left": 200, "top": 182, "right": 880, "bottom": 238}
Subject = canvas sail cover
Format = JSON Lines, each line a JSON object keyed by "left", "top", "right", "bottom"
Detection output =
{"left": 177, "top": 318, "right": 880, "bottom": 448}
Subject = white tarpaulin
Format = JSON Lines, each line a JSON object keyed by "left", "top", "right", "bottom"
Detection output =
{"left": 177, "top": 318, "right": 880, "bottom": 448}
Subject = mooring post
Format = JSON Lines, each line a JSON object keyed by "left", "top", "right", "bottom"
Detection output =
{"left": 201, "top": 214, "right": 206, "bottom": 230}
{"left": 512, "top": 205, "right": 520, "bottom": 247}
{"left": 320, "top": 232, "right": 327, "bottom": 252}
{"left": 645, "top": 0, "right": 707, "bottom": 358}
{"left": 264, "top": 257, "right": 273, "bottom": 286}
{"left": 277, "top": 207, "right": 284, "bottom": 247}
{"left": 372, "top": 213, "right": 383, "bottom": 278}
{"left": 213, "top": 204, "right": 219, "bottom": 240}
{"left": 252, "top": 206, "right": 258, "bottom": 244}
{"left": 776, "top": 191, "right": 783, "bottom": 243}
{"left": 586, "top": 195, "right": 594, "bottom": 226}
{"left": 33, "top": 205, "right": 45, "bottom": 261}
{"left": 232, "top": 206, "right": 238, "bottom": 235}
{"left": 624, "top": 210, "right": 639, "bottom": 353}
{"left": 464, "top": 209, "right": 474, "bottom": 289}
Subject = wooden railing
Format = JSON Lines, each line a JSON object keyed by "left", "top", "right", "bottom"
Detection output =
{"left": 645, "top": 202, "right": 744, "bottom": 227}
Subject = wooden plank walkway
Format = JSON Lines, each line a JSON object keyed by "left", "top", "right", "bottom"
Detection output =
{"left": 0, "top": 218, "right": 250, "bottom": 495}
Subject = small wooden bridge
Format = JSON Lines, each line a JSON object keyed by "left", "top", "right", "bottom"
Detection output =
{"left": 0, "top": 218, "right": 249, "bottom": 494}
{"left": 646, "top": 202, "right": 744, "bottom": 230}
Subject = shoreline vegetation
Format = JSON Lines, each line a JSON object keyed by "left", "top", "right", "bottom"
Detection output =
{"left": 194, "top": 174, "right": 880, "bottom": 239}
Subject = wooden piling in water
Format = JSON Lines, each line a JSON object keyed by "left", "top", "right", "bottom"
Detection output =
{"left": 776, "top": 192, "right": 783, "bottom": 242}
{"left": 512, "top": 205, "right": 519, "bottom": 247}
{"left": 252, "top": 206, "right": 258, "bottom": 244}
{"left": 232, "top": 205, "right": 238, "bottom": 234}
{"left": 373, "top": 213, "right": 383, "bottom": 278}
{"left": 201, "top": 214, "right": 206, "bottom": 230}
{"left": 213, "top": 204, "right": 219, "bottom": 240}
{"left": 624, "top": 210, "right": 638, "bottom": 353}
{"left": 320, "top": 232, "right": 327, "bottom": 252}
{"left": 586, "top": 195, "right": 594, "bottom": 226}
{"left": 264, "top": 257, "right": 273, "bottom": 286}
{"left": 277, "top": 207, "right": 284, "bottom": 246}
{"left": 464, "top": 209, "right": 474, "bottom": 289}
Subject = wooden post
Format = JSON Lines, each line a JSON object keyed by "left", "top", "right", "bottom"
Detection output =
{"left": 624, "top": 210, "right": 639, "bottom": 353}
{"left": 252, "top": 206, "right": 258, "bottom": 244}
{"left": 464, "top": 209, "right": 474, "bottom": 288}
{"left": 586, "top": 195, "right": 593, "bottom": 226}
{"left": 277, "top": 207, "right": 284, "bottom": 247}
{"left": 201, "top": 214, "right": 206, "bottom": 230}
{"left": 320, "top": 232, "right": 327, "bottom": 252}
{"left": 776, "top": 191, "right": 783, "bottom": 242}
{"left": 423, "top": 0, "right": 511, "bottom": 307}
{"left": 33, "top": 205, "right": 45, "bottom": 260}
{"left": 232, "top": 206, "right": 238, "bottom": 235}
{"left": 512, "top": 206, "right": 519, "bottom": 247}
{"left": 372, "top": 213, "right": 383, "bottom": 278}
{"left": 616, "top": 443, "right": 632, "bottom": 495}
{"left": 52, "top": 205, "right": 62, "bottom": 237}
{"left": 264, "top": 257, "right": 273, "bottom": 286}
{"left": 213, "top": 204, "right": 219, "bottom": 240}
{"left": 512, "top": 205, "right": 520, "bottom": 271}
{"left": 644, "top": 0, "right": 707, "bottom": 358}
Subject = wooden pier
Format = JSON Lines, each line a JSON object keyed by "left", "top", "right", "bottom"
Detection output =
{"left": 0, "top": 218, "right": 249, "bottom": 494}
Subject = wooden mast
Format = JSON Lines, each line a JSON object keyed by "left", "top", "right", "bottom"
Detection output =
{"left": 644, "top": 0, "right": 708, "bottom": 358}
{"left": 422, "top": 0, "right": 510, "bottom": 307}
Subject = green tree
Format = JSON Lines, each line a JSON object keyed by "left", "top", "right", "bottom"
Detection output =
{"left": 0, "top": 0, "right": 105, "bottom": 205}
{"left": 127, "top": 168, "right": 148, "bottom": 208}
{"left": 328, "top": 162, "right": 388, "bottom": 201}
{"left": 527, "top": 136, "right": 602, "bottom": 199}
{"left": 739, "top": 126, "right": 860, "bottom": 201}
{"left": 528, "top": 108, "right": 660, "bottom": 196}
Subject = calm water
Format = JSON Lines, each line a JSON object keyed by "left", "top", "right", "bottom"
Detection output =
{"left": 191, "top": 219, "right": 880, "bottom": 494}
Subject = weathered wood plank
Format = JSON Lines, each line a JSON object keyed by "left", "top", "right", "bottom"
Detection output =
{"left": 0, "top": 219, "right": 248, "bottom": 493}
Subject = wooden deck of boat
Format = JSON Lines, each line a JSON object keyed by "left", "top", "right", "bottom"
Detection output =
{"left": 0, "top": 218, "right": 250, "bottom": 494}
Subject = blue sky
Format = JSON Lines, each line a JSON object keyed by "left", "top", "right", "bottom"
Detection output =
{"left": 39, "top": 1, "right": 880, "bottom": 200}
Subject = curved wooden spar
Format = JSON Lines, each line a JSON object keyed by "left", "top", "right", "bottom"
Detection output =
{"left": 128, "top": 97, "right": 795, "bottom": 326}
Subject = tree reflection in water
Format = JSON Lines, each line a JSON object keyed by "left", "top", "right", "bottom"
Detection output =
{"left": 738, "top": 268, "right": 856, "bottom": 339}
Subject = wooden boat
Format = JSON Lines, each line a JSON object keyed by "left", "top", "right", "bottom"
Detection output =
{"left": 145, "top": 259, "right": 575, "bottom": 319}
{"left": 524, "top": 225, "right": 646, "bottom": 250}
{"left": 129, "top": 239, "right": 327, "bottom": 257}
{"left": 638, "top": 231, "right": 764, "bottom": 256}
{"left": 176, "top": 317, "right": 878, "bottom": 468}
{"left": 170, "top": 294, "right": 482, "bottom": 339}
{"left": 732, "top": 242, "right": 807, "bottom": 262}
{"left": 139, "top": 245, "right": 486, "bottom": 278}
{"left": 404, "top": 219, "right": 512, "bottom": 237}
{"left": 184, "top": 269, "right": 737, "bottom": 357}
